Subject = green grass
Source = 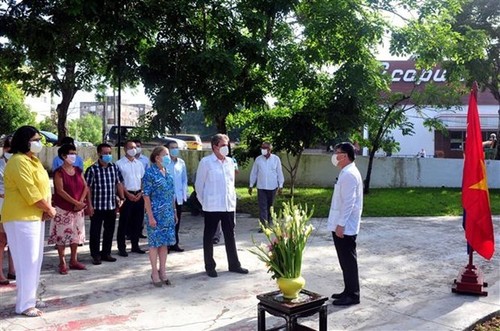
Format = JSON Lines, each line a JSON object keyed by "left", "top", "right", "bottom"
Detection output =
{"left": 235, "top": 187, "right": 500, "bottom": 218}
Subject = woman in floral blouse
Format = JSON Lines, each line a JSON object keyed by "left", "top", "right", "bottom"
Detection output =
{"left": 143, "top": 146, "right": 177, "bottom": 287}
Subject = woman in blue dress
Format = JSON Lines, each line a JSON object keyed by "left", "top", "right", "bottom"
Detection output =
{"left": 143, "top": 146, "right": 177, "bottom": 287}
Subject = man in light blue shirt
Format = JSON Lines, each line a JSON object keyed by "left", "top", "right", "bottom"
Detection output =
{"left": 166, "top": 141, "right": 188, "bottom": 252}
{"left": 133, "top": 140, "right": 150, "bottom": 170}
{"left": 51, "top": 137, "right": 84, "bottom": 171}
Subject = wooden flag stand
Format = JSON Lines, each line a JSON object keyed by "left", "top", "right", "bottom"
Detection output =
{"left": 452, "top": 251, "right": 488, "bottom": 296}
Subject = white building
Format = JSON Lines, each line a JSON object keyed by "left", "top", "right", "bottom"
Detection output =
{"left": 24, "top": 91, "right": 53, "bottom": 122}
{"left": 381, "top": 60, "right": 498, "bottom": 159}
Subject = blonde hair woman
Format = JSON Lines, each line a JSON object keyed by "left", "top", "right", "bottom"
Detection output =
{"left": 143, "top": 146, "right": 177, "bottom": 287}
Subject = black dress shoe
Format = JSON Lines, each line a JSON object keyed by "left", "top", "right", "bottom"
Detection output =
{"left": 169, "top": 245, "right": 184, "bottom": 252}
{"left": 331, "top": 292, "right": 346, "bottom": 299}
{"left": 206, "top": 270, "right": 218, "bottom": 278}
{"left": 92, "top": 257, "right": 102, "bottom": 265}
{"left": 131, "top": 248, "right": 146, "bottom": 254}
{"left": 118, "top": 250, "right": 128, "bottom": 257}
{"left": 228, "top": 267, "right": 249, "bottom": 274}
{"left": 7, "top": 273, "right": 16, "bottom": 280}
{"left": 139, "top": 234, "right": 147, "bottom": 239}
{"left": 101, "top": 255, "right": 117, "bottom": 262}
{"left": 332, "top": 296, "right": 360, "bottom": 306}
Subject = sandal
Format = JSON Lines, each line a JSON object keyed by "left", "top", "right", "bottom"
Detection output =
{"left": 20, "top": 307, "right": 43, "bottom": 317}
{"left": 35, "top": 301, "right": 48, "bottom": 309}
{"left": 59, "top": 265, "right": 68, "bottom": 275}
{"left": 69, "top": 261, "right": 87, "bottom": 270}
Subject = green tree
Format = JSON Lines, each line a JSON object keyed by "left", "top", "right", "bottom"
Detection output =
{"left": 233, "top": 0, "right": 387, "bottom": 194}
{"left": 357, "top": 81, "right": 466, "bottom": 193}
{"left": 0, "top": 0, "right": 153, "bottom": 142}
{"left": 0, "top": 81, "right": 36, "bottom": 135}
{"left": 38, "top": 111, "right": 58, "bottom": 133}
{"left": 68, "top": 114, "right": 103, "bottom": 146}
{"left": 140, "top": 0, "right": 298, "bottom": 136}
{"left": 388, "top": 0, "right": 496, "bottom": 163}
{"left": 446, "top": 0, "right": 500, "bottom": 159}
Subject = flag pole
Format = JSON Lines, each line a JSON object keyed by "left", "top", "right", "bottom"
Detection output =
{"left": 452, "top": 250, "right": 488, "bottom": 296}
{"left": 452, "top": 81, "right": 491, "bottom": 296}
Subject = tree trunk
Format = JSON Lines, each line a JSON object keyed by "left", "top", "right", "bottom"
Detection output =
{"left": 282, "top": 151, "right": 302, "bottom": 197}
{"left": 52, "top": 63, "right": 78, "bottom": 144}
{"left": 55, "top": 87, "right": 77, "bottom": 144}
{"left": 364, "top": 148, "right": 377, "bottom": 194}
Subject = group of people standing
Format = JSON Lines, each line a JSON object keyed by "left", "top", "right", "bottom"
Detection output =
{"left": 0, "top": 126, "right": 189, "bottom": 316}
{"left": 0, "top": 125, "right": 364, "bottom": 318}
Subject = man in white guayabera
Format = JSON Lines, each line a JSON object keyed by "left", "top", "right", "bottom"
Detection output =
{"left": 248, "top": 141, "right": 284, "bottom": 232}
{"left": 195, "top": 134, "right": 248, "bottom": 278}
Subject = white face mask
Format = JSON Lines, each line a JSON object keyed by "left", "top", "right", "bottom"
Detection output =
{"left": 331, "top": 153, "right": 340, "bottom": 167}
{"left": 135, "top": 147, "right": 142, "bottom": 155}
{"left": 3, "top": 152, "right": 12, "bottom": 160}
{"left": 29, "top": 140, "right": 43, "bottom": 154}
{"left": 261, "top": 149, "right": 268, "bottom": 156}
{"left": 66, "top": 154, "right": 77, "bottom": 164}
{"left": 126, "top": 148, "right": 137, "bottom": 157}
{"left": 219, "top": 145, "right": 229, "bottom": 157}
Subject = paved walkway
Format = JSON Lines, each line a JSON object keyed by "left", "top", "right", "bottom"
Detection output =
{"left": 0, "top": 213, "right": 498, "bottom": 331}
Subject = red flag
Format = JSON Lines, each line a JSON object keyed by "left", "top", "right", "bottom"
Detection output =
{"left": 461, "top": 82, "right": 495, "bottom": 260}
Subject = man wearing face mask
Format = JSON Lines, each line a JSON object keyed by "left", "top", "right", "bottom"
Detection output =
{"left": 248, "top": 142, "right": 284, "bottom": 231}
{"left": 51, "top": 136, "right": 84, "bottom": 172}
{"left": 327, "top": 142, "right": 363, "bottom": 306}
{"left": 85, "top": 143, "right": 125, "bottom": 265}
{"left": 115, "top": 141, "right": 146, "bottom": 257}
{"left": 195, "top": 134, "right": 248, "bottom": 277}
{"left": 133, "top": 139, "right": 150, "bottom": 170}
{"left": 165, "top": 141, "right": 188, "bottom": 252}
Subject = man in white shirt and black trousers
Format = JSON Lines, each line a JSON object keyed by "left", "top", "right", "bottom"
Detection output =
{"left": 248, "top": 141, "right": 284, "bottom": 231}
{"left": 115, "top": 140, "right": 146, "bottom": 257}
{"left": 327, "top": 142, "right": 363, "bottom": 306}
{"left": 195, "top": 134, "right": 248, "bottom": 278}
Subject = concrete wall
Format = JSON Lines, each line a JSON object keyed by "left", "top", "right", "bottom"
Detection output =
{"left": 40, "top": 148, "right": 500, "bottom": 189}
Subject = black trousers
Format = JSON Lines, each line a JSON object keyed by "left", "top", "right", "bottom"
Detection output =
{"left": 117, "top": 196, "right": 144, "bottom": 252}
{"left": 90, "top": 209, "right": 117, "bottom": 258}
{"left": 172, "top": 202, "right": 183, "bottom": 246}
{"left": 257, "top": 189, "right": 277, "bottom": 224}
{"left": 203, "top": 211, "right": 241, "bottom": 271}
{"left": 332, "top": 233, "right": 360, "bottom": 299}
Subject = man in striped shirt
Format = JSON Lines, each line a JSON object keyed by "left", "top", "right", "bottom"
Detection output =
{"left": 85, "top": 143, "right": 125, "bottom": 265}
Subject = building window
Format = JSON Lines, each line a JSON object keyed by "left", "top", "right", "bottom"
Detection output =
{"left": 450, "top": 131, "right": 464, "bottom": 151}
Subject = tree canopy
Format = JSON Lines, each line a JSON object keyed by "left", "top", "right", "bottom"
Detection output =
{"left": 0, "top": 81, "right": 36, "bottom": 136}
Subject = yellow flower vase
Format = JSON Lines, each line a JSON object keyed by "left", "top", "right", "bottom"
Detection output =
{"left": 276, "top": 276, "right": 306, "bottom": 300}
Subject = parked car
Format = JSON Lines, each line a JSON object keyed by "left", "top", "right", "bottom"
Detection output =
{"left": 169, "top": 134, "right": 203, "bottom": 150}
{"left": 105, "top": 125, "right": 187, "bottom": 149}
{"left": 1, "top": 130, "right": 59, "bottom": 146}
{"left": 40, "top": 130, "right": 59, "bottom": 145}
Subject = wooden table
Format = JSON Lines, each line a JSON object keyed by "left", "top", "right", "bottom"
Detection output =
{"left": 257, "top": 289, "right": 328, "bottom": 331}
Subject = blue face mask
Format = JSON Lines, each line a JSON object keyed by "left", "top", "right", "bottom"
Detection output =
{"left": 162, "top": 155, "right": 171, "bottom": 167}
{"left": 101, "top": 154, "right": 113, "bottom": 163}
{"left": 170, "top": 148, "right": 180, "bottom": 157}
